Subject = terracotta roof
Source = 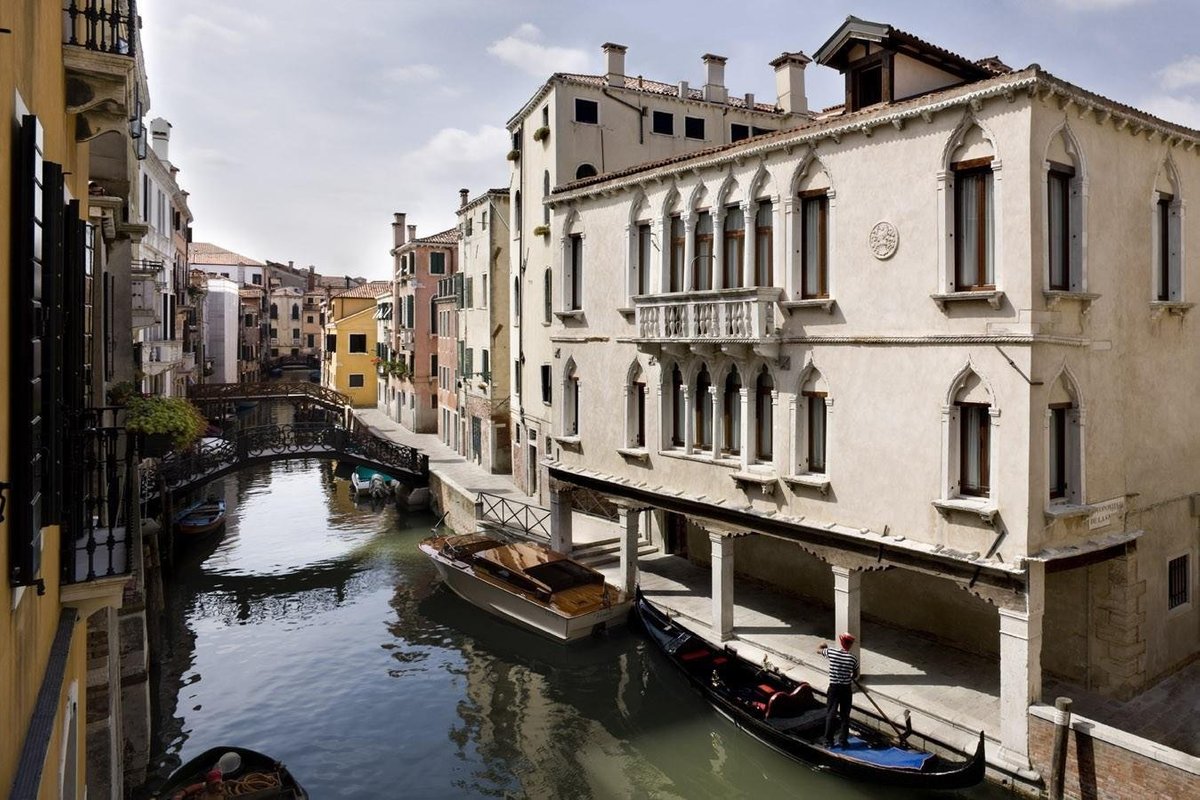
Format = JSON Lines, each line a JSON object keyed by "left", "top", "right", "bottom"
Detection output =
{"left": 558, "top": 73, "right": 781, "bottom": 113}
{"left": 330, "top": 280, "right": 391, "bottom": 299}
{"left": 412, "top": 227, "right": 459, "bottom": 246}
{"left": 189, "top": 242, "right": 264, "bottom": 267}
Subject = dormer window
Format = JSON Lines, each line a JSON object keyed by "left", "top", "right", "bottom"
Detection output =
{"left": 848, "top": 49, "right": 891, "bottom": 111}
{"left": 853, "top": 60, "right": 884, "bottom": 108}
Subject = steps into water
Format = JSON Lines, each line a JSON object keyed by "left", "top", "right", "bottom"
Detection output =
{"left": 571, "top": 536, "right": 657, "bottom": 568}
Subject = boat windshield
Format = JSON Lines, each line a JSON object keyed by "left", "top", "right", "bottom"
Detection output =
{"left": 524, "top": 560, "right": 603, "bottom": 592}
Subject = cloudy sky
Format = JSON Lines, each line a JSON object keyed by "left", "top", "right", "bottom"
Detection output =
{"left": 140, "top": 0, "right": 1200, "bottom": 280}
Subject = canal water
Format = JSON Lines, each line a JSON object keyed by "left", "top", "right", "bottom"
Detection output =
{"left": 143, "top": 460, "right": 1009, "bottom": 799}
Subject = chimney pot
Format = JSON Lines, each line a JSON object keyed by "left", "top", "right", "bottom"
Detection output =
{"left": 770, "top": 51, "right": 811, "bottom": 115}
{"left": 602, "top": 42, "right": 627, "bottom": 88}
{"left": 408, "top": 224, "right": 417, "bottom": 242}
{"left": 744, "top": 92, "right": 755, "bottom": 108}
{"left": 678, "top": 80, "right": 690, "bottom": 100}
{"left": 460, "top": 188, "right": 470, "bottom": 207}
{"left": 392, "top": 212, "right": 407, "bottom": 248}
{"left": 702, "top": 54, "right": 728, "bottom": 104}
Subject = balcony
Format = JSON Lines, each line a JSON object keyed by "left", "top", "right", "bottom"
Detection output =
{"left": 131, "top": 301, "right": 159, "bottom": 330}
{"left": 143, "top": 339, "right": 183, "bottom": 376}
{"left": 176, "top": 352, "right": 197, "bottom": 374}
{"left": 398, "top": 329, "right": 415, "bottom": 352}
{"left": 632, "top": 287, "right": 783, "bottom": 360}
{"left": 63, "top": 1, "right": 141, "bottom": 142}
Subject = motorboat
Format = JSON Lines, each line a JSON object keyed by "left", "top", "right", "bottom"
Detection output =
{"left": 634, "top": 592, "right": 986, "bottom": 789}
{"left": 419, "top": 532, "right": 630, "bottom": 642}
{"left": 350, "top": 465, "right": 398, "bottom": 499}
{"left": 153, "top": 746, "right": 307, "bottom": 799}
{"left": 174, "top": 497, "right": 227, "bottom": 538}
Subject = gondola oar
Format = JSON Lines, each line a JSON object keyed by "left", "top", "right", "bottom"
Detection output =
{"left": 854, "top": 678, "right": 912, "bottom": 742}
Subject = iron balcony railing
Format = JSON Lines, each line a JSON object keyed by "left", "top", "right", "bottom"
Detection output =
{"left": 64, "top": 0, "right": 139, "bottom": 57}
{"left": 476, "top": 492, "right": 550, "bottom": 542}
{"left": 633, "top": 287, "right": 782, "bottom": 343}
{"left": 63, "top": 408, "right": 136, "bottom": 585}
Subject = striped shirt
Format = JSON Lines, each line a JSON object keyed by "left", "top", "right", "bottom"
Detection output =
{"left": 823, "top": 646, "right": 859, "bottom": 685}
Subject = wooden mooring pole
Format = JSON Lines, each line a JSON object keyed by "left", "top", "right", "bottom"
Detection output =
{"left": 1049, "top": 696, "right": 1073, "bottom": 800}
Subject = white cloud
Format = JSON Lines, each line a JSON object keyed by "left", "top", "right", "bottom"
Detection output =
{"left": 385, "top": 63, "right": 442, "bottom": 83}
{"left": 1141, "top": 95, "right": 1200, "bottom": 130}
{"left": 1158, "top": 56, "right": 1200, "bottom": 92}
{"left": 400, "top": 125, "right": 510, "bottom": 169}
{"left": 486, "top": 24, "right": 591, "bottom": 77}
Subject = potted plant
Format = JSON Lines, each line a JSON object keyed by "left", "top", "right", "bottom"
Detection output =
{"left": 506, "top": 148, "right": 520, "bottom": 162}
{"left": 124, "top": 395, "right": 207, "bottom": 456}
{"left": 106, "top": 380, "right": 138, "bottom": 406}
{"left": 532, "top": 224, "right": 550, "bottom": 237}
{"left": 532, "top": 126, "right": 550, "bottom": 143}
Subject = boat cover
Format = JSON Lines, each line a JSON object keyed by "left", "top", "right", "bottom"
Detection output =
{"left": 834, "top": 737, "right": 933, "bottom": 770}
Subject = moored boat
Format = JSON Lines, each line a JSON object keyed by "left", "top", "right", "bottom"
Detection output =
{"left": 174, "top": 498, "right": 227, "bottom": 538}
{"left": 154, "top": 746, "right": 308, "bottom": 799}
{"left": 635, "top": 592, "right": 985, "bottom": 789}
{"left": 419, "top": 532, "right": 630, "bottom": 642}
{"left": 350, "top": 465, "right": 398, "bottom": 498}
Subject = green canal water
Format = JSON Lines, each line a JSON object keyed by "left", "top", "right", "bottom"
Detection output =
{"left": 142, "top": 460, "right": 1011, "bottom": 799}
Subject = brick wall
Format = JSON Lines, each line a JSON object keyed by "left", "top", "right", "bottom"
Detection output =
{"left": 1029, "top": 713, "right": 1199, "bottom": 799}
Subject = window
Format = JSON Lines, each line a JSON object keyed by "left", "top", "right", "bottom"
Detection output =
{"left": 694, "top": 365, "right": 713, "bottom": 451}
{"left": 670, "top": 215, "right": 686, "bottom": 292}
{"left": 307, "top": 315, "right": 314, "bottom": 323}
{"left": 542, "top": 105, "right": 549, "bottom": 128}
{"left": 853, "top": 62, "right": 884, "bottom": 110}
{"left": 431, "top": 354, "right": 438, "bottom": 378}
{"left": 348, "top": 373, "right": 365, "bottom": 388}
{"left": 465, "top": 348, "right": 473, "bottom": 379}
{"left": 244, "top": 314, "right": 254, "bottom": 328}
{"left": 269, "top": 327, "right": 278, "bottom": 339}
{"left": 627, "top": 365, "right": 646, "bottom": 448}
{"left": 566, "top": 234, "right": 583, "bottom": 311}
{"left": 804, "top": 392, "right": 827, "bottom": 474}
{"left": 481, "top": 350, "right": 489, "bottom": 380}
{"left": 466, "top": 276, "right": 474, "bottom": 308}
{"left": 482, "top": 275, "right": 488, "bottom": 308}
{"left": 685, "top": 116, "right": 705, "bottom": 140}
{"left": 543, "top": 171, "right": 550, "bottom": 224}
{"left": 544, "top": 269, "right": 552, "bottom": 323}
{"left": 1047, "top": 165, "right": 1075, "bottom": 291}
{"left": 954, "top": 159, "right": 995, "bottom": 290}
{"left": 1168, "top": 555, "right": 1190, "bottom": 610}
{"left": 431, "top": 298, "right": 439, "bottom": 334}
{"left": 515, "top": 359, "right": 522, "bottom": 398}
{"left": 722, "top": 368, "right": 742, "bottom": 456}
{"left": 291, "top": 305, "right": 299, "bottom": 320}
{"left": 270, "top": 303, "right": 278, "bottom": 319}
{"left": 430, "top": 251, "right": 447, "bottom": 274}
{"left": 652, "top": 111, "right": 674, "bottom": 135}
{"left": 1157, "top": 193, "right": 1181, "bottom": 301}
{"left": 563, "top": 363, "right": 579, "bottom": 437}
{"left": 1047, "top": 375, "right": 1082, "bottom": 505}
{"left": 575, "top": 98, "right": 599, "bottom": 124}
{"left": 693, "top": 212, "right": 713, "bottom": 291}
{"left": 481, "top": 210, "right": 487, "bottom": 229}
{"left": 754, "top": 201, "right": 773, "bottom": 287}
{"left": 514, "top": 277, "right": 521, "bottom": 323}
{"left": 723, "top": 206, "right": 744, "bottom": 288}
{"left": 731, "top": 123, "right": 750, "bottom": 143}
{"left": 349, "top": 333, "right": 367, "bottom": 353}
{"left": 636, "top": 223, "right": 652, "bottom": 297}
{"left": 801, "top": 195, "right": 830, "bottom": 298}
{"left": 292, "top": 328, "right": 299, "bottom": 340}
{"left": 667, "top": 367, "right": 686, "bottom": 448}
{"left": 756, "top": 367, "right": 773, "bottom": 461}
{"left": 307, "top": 334, "right": 314, "bottom": 347}
{"left": 957, "top": 403, "right": 990, "bottom": 496}
{"left": 540, "top": 364, "right": 552, "bottom": 404}
{"left": 575, "top": 163, "right": 597, "bottom": 180}
{"left": 325, "top": 333, "right": 337, "bottom": 352}
{"left": 1049, "top": 405, "right": 1070, "bottom": 500}
{"left": 252, "top": 274, "right": 262, "bottom": 286}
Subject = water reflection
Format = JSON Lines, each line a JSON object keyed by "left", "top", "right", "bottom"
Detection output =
{"left": 143, "top": 460, "right": 1006, "bottom": 800}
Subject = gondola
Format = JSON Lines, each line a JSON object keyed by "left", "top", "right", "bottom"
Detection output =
{"left": 153, "top": 746, "right": 308, "bottom": 798}
{"left": 174, "top": 498, "right": 227, "bottom": 538}
{"left": 634, "top": 592, "right": 986, "bottom": 790}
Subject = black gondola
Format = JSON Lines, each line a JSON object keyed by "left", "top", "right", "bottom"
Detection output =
{"left": 153, "top": 746, "right": 308, "bottom": 799}
{"left": 635, "top": 592, "right": 986, "bottom": 790}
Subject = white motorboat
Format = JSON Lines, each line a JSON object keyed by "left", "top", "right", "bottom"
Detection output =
{"left": 350, "top": 466, "right": 397, "bottom": 499}
{"left": 419, "top": 532, "right": 630, "bottom": 642}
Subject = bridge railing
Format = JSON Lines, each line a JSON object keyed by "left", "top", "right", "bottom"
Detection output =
{"left": 188, "top": 382, "right": 350, "bottom": 409}
{"left": 476, "top": 492, "right": 550, "bottom": 541}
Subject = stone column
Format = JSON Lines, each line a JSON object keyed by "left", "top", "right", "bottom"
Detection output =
{"left": 617, "top": 505, "right": 640, "bottom": 596}
{"left": 683, "top": 214, "right": 696, "bottom": 292}
{"left": 549, "top": 487, "right": 573, "bottom": 553}
{"left": 710, "top": 532, "right": 735, "bottom": 640}
{"left": 709, "top": 387, "right": 720, "bottom": 459}
{"left": 713, "top": 209, "right": 726, "bottom": 290}
{"left": 743, "top": 201, "right": 756, "bottom": 288}
{"left": 999, "top": 561, "right": 1045, "bottom": 766}
{"left": 831, "top": 566, "right": 862, "bottom": 659}
{"left": 682, "top": 386, "right": 693, "bottom": 452}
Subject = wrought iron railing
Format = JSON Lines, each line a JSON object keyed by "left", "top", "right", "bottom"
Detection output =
{"left": 476, "top": 492, "right": 550, "bottom": 541}
{"left": 64, "top": 1, "right": 138, "bottom": 56}
{"left": 63, "top": 408, "right": 136, "bottom": 584}
{"left": 189, "top": 381, "right": 349, "bottom": 409}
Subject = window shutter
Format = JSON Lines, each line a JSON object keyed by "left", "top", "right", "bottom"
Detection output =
{"left": 9, "top": 114, "right": 45, "bottom": 586}
{"left": 41, "top": 160, "right": 66, "bottom": 526}
{"left": 465, "top": 348, "right": 474, "bottom": 379}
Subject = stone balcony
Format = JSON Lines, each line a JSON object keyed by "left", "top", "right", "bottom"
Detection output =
{"left": 62, "top": 1, "right": 141, "bottom": 142}
{"left": 131, "top": 301, "right": 159, "bottom": 330}
{"left": 398, "top": 329, "right": 415, "bottom": 352}
{"left": 143, "top": 339, "right": 183, "bottom": 376}
{"left": 632, "top": 287, "right": 784, "bottom": 360}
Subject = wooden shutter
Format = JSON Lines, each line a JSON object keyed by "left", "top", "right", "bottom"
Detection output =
{"left": 42, "top": 161, "right": 66, "bottom": 526}
{"left": 9, "top": 115, "right": 45, "bottom": 585}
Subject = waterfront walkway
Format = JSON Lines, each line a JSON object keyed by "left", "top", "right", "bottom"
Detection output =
{"left": 353, "top": 407, "right": 1198, "bottom": 764}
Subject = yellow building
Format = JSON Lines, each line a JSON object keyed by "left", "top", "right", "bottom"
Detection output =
{"left": 3, "top": 2, "right": 144, "bottom": 797}
{"left": 323, "top": 281, "right": 390, "bottom": 407}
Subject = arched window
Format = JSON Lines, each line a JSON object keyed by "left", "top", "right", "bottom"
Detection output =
{"left": 797, "top": 369, "right": 829, "bottom": 475}
{"left": 756, "top": 366, "right": 774, "bottom": 461}
{"left": 754, "top": 201, "right": 773, "bottom": 287}
{"left": 669, "top": 364, "right": 685, "bottom": 447}
{"left": 693, "top": 211, "right": 713, "bottom": 291}
{"left": 1047, "top": 373, "right": 1083, "bottom": 505}
{"left": 943, "top": 368, "right": 994, "bottom": 500}
{"left": 513, "top": 277, "right": 521, "bottom": 323}
{"left": 563, "top": 361, "right": 579, "bottom": 437}
{"left": 723, "top": 205, "right": 744, "bottom": 288}
{"left": 291, "top": 304, "right": 299, "bottom": 320}
{"left": 669, "top": 214, "right": 685, "bottom": 292}
{"left": 544, "top": 268, "right": 552, "bottom": 323}
{"left": 1044, "top": 126, "right": 1085, "bottom": 293}
{"left": 722, "top": 367, "right": 742, "bottom": 456}
{"left": 575, "top": 163, "right": 597, "bottom": 180}
{"left": 626, "top": 363, "right": 646, "bottom": 449}
{"left": 940, "top": 118, "right": 999, "bottom": 294}
{"left": 1154, "top": 160, "right": 1183, "bottom": 302}
{"left": 694, "top": 365, "right": 713, "bottom": 451}
{"left": 270, "top": 303, "right": 278, "bottom": 320}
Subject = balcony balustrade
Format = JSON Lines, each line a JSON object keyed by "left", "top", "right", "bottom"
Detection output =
{"left": 143, "top": 339, "right": 183, "bottom": 375}
{"left": 632, "top": 287, "right": 783, "bottom": 359}
{"left": 398, "top": 329, "right": 415, "bottom": 351}
{"left": 63, "top": 1, "right": 141, "bottom": 142}
{"left": 131, "top": 301, "right": 159, "bottom": 330}
{"left": 62, "top": 409, "right": 135, "bottom": 589}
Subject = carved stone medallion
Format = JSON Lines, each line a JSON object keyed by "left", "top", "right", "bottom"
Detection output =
{"left": 868, "top": 221, "right": 899, "bottom": 260}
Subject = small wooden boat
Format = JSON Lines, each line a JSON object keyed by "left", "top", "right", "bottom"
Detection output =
{"left": 154, "top": 745, "right": 308, "bottom": 799}
{"left": 174, "top": 498, "right": 227, "bottom": 538}
{"left": 419, "top": 532, "right": 631, "bottom": 642}
{"left": 350, "top": 466, "right": 398, "bottom": 498}
{"left": 635, "top": 592, "right": 986, "bottom": 789}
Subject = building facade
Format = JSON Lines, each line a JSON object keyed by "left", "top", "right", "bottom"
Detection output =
{"left": 204, "top": 277, "right": 240, "bottom": 384}
{"left": 542, "top": 17, "right": 1199, "bottom": 773}
{"left": 435, "top": 274, "right": 460, "bottom": 451}
{"left": 323, "top": 281, "right": 390, "bottom": 407}
{"left": 506, "top": 42, "right": 807, "bottom": 501}
{"left": 457, "top": 189, "right": 512, "bottom": 472}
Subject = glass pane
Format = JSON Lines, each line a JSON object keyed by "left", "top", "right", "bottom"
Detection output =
{"left": 695, "top": 238, "right": 713, "bottom": 290}
{"left": 1048, "top": 174, "right": 1066, "bottom": 289}
{"left": 803, "top": 199, "right": 819, "bottom": 297}
{"left": 758, "top": 389, "right": 772, "bottom": 460}
{"left": 1049, "top": 409, "right": 1063, "bottom": 498}
{"left": 982, "top": 173, "right": 994, "bottom": 285}
{"left": 724, "top": 206, "right": 744, "bottom": 231}
{"left": 808, "top": 399, "right": 826, "bottom": 472}
{"left": 956, "top": 173, "right": 979, "bottom": 288}
{"left": 756, "top": 201, "right": 772, "bottom": 228}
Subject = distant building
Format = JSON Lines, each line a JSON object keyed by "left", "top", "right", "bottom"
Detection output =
{"left": 203, "top": 277, "right": 240, "bottom": 383}
{"left": 191, "top": 242, "right": 265, "bottom": 287}
{"left": 323, "top": 281, "right": 391, "bottom": 406}
{"left": 238, "top": 287, "right": 264, "bottom": 382}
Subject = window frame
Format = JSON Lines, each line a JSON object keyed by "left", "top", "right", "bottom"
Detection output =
{"left": 429, "top": 251, "right": 447, "bottom": 275}
{"left": 1047, "top": 164, "right": 1074, "bottom": 291}
{"left": 800, "top": 192, "right": 829, "bottom": 299}
{"left": 693, "top": 211, "right": 713, "bottom": 291}
{"left": 953, "top": 158, "right": 996, "bottom": 291}
{"left": 723, "top": 205, "right": 745, "bottom": 288}
{"left": 636, "top": 222, "right": 652, "bottom": 297}
{"left": 803, "top": 390, "right": 827, "bottom": 474}
{"left": 684, "top": 116, "right": 705, "bottom": 140}
{"left": 670, "top": 215, "right": 686, "bottom": 292}
{"left": 348, "top": 333, "right": 367, "bottom": 353}
{"left": 348, "top": 373, "right": 365, "bottom": 388}
{"left": 754, "top": 201, "right": 773, "bottom": 288}
{"left": 1167, "top": 554, "right": 1191, "bottom": 612}
{"left": 575, "top": 98, "right": 599, "bottom": 125}
{"left": 652, "top": 110, "right": 674, "bottom": 136}
{"left": 694, "top": 366, "right": 713, "bottom": 452}
{"left": 956, "top": 401, "right": 991, "bottom": 497}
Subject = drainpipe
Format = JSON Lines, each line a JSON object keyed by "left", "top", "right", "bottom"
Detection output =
{"left": 602, "top": 87, "right": 645, "bottom": 145}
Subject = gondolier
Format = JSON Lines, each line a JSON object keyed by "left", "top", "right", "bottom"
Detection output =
{"left": 819, "top": 632, "right": 859, "bottom": 748}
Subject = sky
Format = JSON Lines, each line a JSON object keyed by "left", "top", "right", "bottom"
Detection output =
{"left": 139, "top": 0, "right": 1200, "bottom": 280}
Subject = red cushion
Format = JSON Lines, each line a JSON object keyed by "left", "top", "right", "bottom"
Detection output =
{"left": 757, "top": 683, "right": 777, "bottom": 695}
{"left": 679, "top": 649, "right": 709, "bottom": 662}
{"left": 750, "top": 701, "right": 767, "bottom": 712}
{"left": 712, "top": 656, "right": 728, "bottom": 665}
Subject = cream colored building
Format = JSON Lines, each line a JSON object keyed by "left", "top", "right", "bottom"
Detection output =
{"left": 542, "top": 17, "right": 1198, "bottom": 774}
{"left": 507, "top": 42, "right": 809, "bottom": 501}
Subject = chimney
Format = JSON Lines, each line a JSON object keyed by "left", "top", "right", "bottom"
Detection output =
{"left": 744, "top": 92, "right": 755, "bottom": 108}
{"left": 702, "top": 54, "right": 728, "bottom": 103}
{"left": 392, "top": 213, "right": 406, "bottom": 248}
{"left": 770, "top": 51, "right": 811, "bottom": 115}
{"left": 678, "top": 80, "right": 689, "bottom": 100}
{"left": 602, "top": 42, "right": 627, "bottom": 87}
{"left": 150, "top": 117, "right": 172, "bottom": 161}
{"left": 288, "top": 260, "right": 294, "bottom": 270}
{"left": 460, "top": 188, "right": 470, "bottom": 208}
{"left": 407, "top": 224, "right": 417, "bottom": 242}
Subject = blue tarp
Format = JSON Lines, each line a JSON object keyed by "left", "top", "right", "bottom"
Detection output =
{"left": 831, "top": 737, "right": 933, "bottom": 771}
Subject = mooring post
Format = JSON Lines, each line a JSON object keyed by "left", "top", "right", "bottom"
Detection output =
{"left": 1049, "top": 696, "right": 1072, "bottom": 800}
